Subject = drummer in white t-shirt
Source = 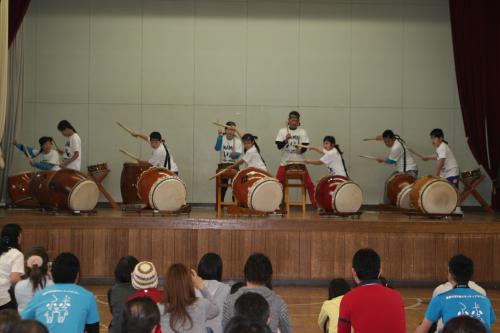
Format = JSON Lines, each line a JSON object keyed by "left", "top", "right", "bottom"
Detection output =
{"left": 227, "top": 133, "right": 267, "bottom": 172}
{"left": 133, "top": 131, "right": 179, "bottom": 174}
{"left": 303, "top": 136, "right": 348, "bottom": 177}
{"left": 57, "top": 120, "right": 82, "bottom": 171}
{"left": 375, "top": 129, "right": 418, "bottom": 179}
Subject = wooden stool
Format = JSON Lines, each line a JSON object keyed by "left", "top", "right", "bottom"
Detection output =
{"left": 284, "top": 167, "right": 307, "bottom": 215}
{"left": 460, "top": 174, "right": 494, "bottom": 213}
{"left": 215, "top": 168, "right": 237, "bottom": 217}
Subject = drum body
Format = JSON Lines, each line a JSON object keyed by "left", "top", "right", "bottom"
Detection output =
{"left": 460, "top": 168, "right": 481, "bottom": 182}
{"left": 8, "top": 172, "right": 37, "bottom": 207}
{"left": 315, "top": 175, "right": 363, "bottom": 213}
{"left": 120, "top": 163, "right": 151, "bottom": 204}
{"left": 217, "top": 163, "right": 238, "bottom": 178}
{"left": 87, "top": 162, "right": 108, "bottom": 179}
{"left": 285, "top": 162, "right": 306, "bottom": 174}
{"left": 31, "top": 169, "right": 99, "bottom": 211}
{"left": 137, "top": 167, "right": 187, "bottom": 211}
{"left": 232, "top": 167, "right": 282, "bottom": 212}
{"left": 410, "top": 176, "right": 458, "bottom": 215}
{"left": 386, "top": 173, "right": 416, "bottom": 208}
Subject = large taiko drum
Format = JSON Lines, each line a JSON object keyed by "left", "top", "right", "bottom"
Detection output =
{"left": 7, "top": 172, "right": 38, "bottom": 208}
{"left": 137, "top": 167, "right": 187, "bottom": 211}
{"left": 120, "top": 162, "right": 151, "bottom": 204}
{"left": 385, "top": 173, "right": 416, "bottom": 209}
{"left": 315, "top": 175, "right": 363, "bottom": 213}
{"left": 232, "top": 167, "right": 283, "bottom": 212}
{"left": 31, "top": 169, "right": 100, "bottom": 211}
{"left": 410, "top": 176, "right": 458, "bottom": 215}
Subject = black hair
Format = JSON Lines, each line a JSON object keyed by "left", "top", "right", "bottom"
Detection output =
{"left": 448, "top": 254, "right": 474, "bottom": 284}
{"left": 197, "top": 253, "right": 223, "bottom": 281}
{"left": 223, "top": 316, "right": 272, "bottom": 333}
{"left": 235, "top": 292, "right": 270, "bottom": 325}
{"left": 224, "top": 121, "right": 237, "bottom": 135}
{"left": 51, "top": 252, "right": 80, "bottom": 284}
{"left": 0, "top": 224, "right": 22, "bottom": 256}
{"left": 23, "top": 247, "right": 50, "bottom": 293}
{"left": 230, "top": 282, "right": 245, "bottom": 294}
{"left": 57, "top": 120, "right": 76, "bottom": 132}
{"left": 114, "top": 256, "right": 139, "bottom": 283}
{"left": 430, "top": 128, "right": 448, "bottom": 144}
{"left": 149, "top": 131, "right": 172, "bottom": 170}
{"left": 382, "top": 129, "right": 408, "bottom": 172}
{"left": 244, "top": 253, "right": 273, "bottom": 285}
{"left": 442, "top": 316, "right": 486, "bottom": 333}
{"left": 379, "top": 276, "right": 393, "bottom": 289}
{"left": 0, "top": 309, "right": 21, "bottom": 333}
{"left": 122, "top": 297, "right": 161, "bottom": 333}
{"left": 242, "top": 133, "right": 267, "bottom": 167}
{"left": 149, "top": 131, "right": 162, "bottom": 141}
{"left": 352, "top": 248, "right": 381, "bottom": 281}
{"left": 288, "top": 111, "right": 300, "bottom": 119}
{"left": 328, "top": 278, "right": 351, "bottom": 300}
{"left": 323, "top": 135, "right": 349, "bottom": 177}
{"left": 38, "top": 137, "right": 53, "bottom": 148}
{"left": 12, "top": 320, "right": 49, "bottom": 333}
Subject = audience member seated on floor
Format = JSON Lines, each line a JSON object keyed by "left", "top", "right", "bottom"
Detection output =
{"left": 108, "top": 255, "right": 139, "bottom": 333}
{"left": 122, "top": 296, "right": 161, "bottom": 333}
{"left": 431, "top": 274, "right": 487, "bottom": 333}
{"left": 0, "top": 224, "right": 24, "bottom": 310}
{"left": 234, "top": 292, "right": 270, "bottom": 326}
{"left": 11, "top": 320, "right": 49, "bottom": 333}
{"left": 230, "top": 282, "right": 245, "bottom": 295}
{"left": 222, "top": 253, "right": 291, "bottom": 333}
{"left": 129, "top": 261, "right": 164, "bottom": 303}
{"left": 442, "top": 315, "right": 487, "bottom": 333}
{"left": 0, "top": 309, "right": 20, "bottom": 333}
{"left": 14, "top": 247, "right": 53, "bottom": 313}
{"left": 338, "top": 248, "right": 406, "bottom": 333}
{"left": 223, "top": 316, "right": 272, "bottom": 333}
{"left": 159, "top": 263, "right": 219, "bottom": 333}
{"left": 21, "top": 252, "right": 100, "bottom": 333}
{"left": 318, "top": 278, "right": 351, "bottom": 333}
{"left": 196, "top": 253, "right": 230, "bottom": 333}
{"left": 415, "top": 255, "right": 496, "bottom": 333}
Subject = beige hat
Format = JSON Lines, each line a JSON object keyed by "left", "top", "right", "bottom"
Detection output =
{"left": 131, "top": 261, "right": 158, "bottom": 290}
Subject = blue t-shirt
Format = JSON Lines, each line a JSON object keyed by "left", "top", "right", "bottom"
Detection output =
{"left": 21, "top": 283, "right": 99, "bottom": 333}
{"left": 425, "top": 287, "right": 496, "bottom": 332}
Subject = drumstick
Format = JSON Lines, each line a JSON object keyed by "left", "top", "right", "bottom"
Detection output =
{"left": 208, "top": 166, "right": 234, "bottom": 181}
{"left": 116, "top": 122, "right": 135, "bottom": 136}
{"left": 119, "top": 149, "right": 141, "bottom": 162}
{"left": 358, "top": 155, "right": 379, "bottom": 161}
{"left": 407, "top": 147, "right": 425, "bottom": 159}
{"left": 362, "top": 137, "right": 379, "bottom": 141}
{"left": 212, "top": 121, "right": 230, "bottom": 129}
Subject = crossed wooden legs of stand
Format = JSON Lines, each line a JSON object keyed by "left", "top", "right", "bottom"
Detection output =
{"left": 460, "top": 175, "right": 494, "bottom": 213}
{"left": 88, "top": 169, "right": 119, "bottom": 209}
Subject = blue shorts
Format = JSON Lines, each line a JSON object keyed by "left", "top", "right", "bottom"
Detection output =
{"left": 446, "top": 175, "right": 459, "bottom": 190}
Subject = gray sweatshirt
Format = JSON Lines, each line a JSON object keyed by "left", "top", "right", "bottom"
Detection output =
{"left": 222, "top": 286, "right": 292, "bottom": 333}
{"left": 195, "top": 280, "right": 230, "bottom": 333}
{"left": 159, "top": 288, "right": 219, "bottom": 333}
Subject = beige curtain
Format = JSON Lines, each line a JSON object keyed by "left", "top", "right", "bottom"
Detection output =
{"left": 0, "top": 0, "right": 8, "bottom": 169}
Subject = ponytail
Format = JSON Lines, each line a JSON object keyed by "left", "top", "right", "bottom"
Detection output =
{"left": 25, "top": 250, "right": 50, "bottom": 293}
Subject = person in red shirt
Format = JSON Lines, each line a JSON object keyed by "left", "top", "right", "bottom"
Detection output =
{"left": 338, "top": 248, "right": 406, "bottom": 333}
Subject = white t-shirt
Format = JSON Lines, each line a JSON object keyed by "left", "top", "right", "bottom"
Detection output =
{"left": 63, "top": 133, "right": 82, "bottom": 171}
{"left": 242, "top": 146, "right": 267, "bottom": 171}
{"left": 32, "top": 149, "right": 60, "bottom": 171}
{"left": 275, "top": 127, "right": 309, "bottom": 166}
{"left": 436, "top": 142, "right": 459, "bottom": 178}
{"left": 149, "top": 143, "right": 179, "bottom": 173}
{"left": 320, "top": 148, "right": 347, "bottom": 177}
{"left": 15, "top": 277, "right": 54, "bottom": 313}
{"left": 388, "top": 140, "right": 417, "bottom": 172}
{"left": 220, "top": 136, "right": 243, "bottom": 163}
{"left": 0, "top": 248, "right": 25, "bottom": 306}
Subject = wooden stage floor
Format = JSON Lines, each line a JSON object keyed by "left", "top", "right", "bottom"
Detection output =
{"left": 2, "top": 207, "right": 500, "bottom": 286}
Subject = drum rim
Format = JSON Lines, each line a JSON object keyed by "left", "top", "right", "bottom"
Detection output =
{"left": 248, "top": 177, "right": 282, "bottom": 211}
{"left": 88, "top": 162, "right": 108, "bottom": 171}
{"left": 9, "top": 171, "right": 35, "bottom": 177}
{"left": 396, "top": 184, "right": 413, "bottom": 209}
{"left": 234, "top": 167, "right": 272, "bottom": 185}
{"left": 149, "top": 176, "right": 187, "bottom": 210}
{"left": 331, "top": 181, "right": 362, "bottom": 213}
{"left": 67, "top": 179, "right": 99, "bottom": 211}
{"left": 314, "top": 174, "right": 350, "bottom": 208}
{"left": 417, "top": 178, "right": 458, "bottom": 214}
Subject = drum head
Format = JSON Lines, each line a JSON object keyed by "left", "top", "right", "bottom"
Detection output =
{"left": 396, "top": 185, "right": 413, "bottom": 210}
{"left": 419, "top": 180, "right": 458, "bottom": 215}
{"left": 248, "top": 178, "right": 283, "bottom": 212}
{"left": 68, "top": 180, "right": 100, "bottom": 211}
{"left": 150, "top": 177, "right": 187, "bottom": 211}
{"left": 332, "top": 182, "right": 362, "bottom": 213}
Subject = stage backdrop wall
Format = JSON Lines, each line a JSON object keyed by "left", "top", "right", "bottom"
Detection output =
{"left": 12, "top": 0, "right": 490, "bottom": 205}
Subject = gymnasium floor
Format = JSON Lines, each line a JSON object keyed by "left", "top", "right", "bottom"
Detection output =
{"left": 88, "top": 286, "right": 500, "bottom": 333}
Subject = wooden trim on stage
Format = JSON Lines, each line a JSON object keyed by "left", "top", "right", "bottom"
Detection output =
{"left": 4, "top": 209, "right": 500, "bottom": 285}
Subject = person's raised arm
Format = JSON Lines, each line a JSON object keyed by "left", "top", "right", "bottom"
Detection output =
{"left": 131, "top": 131, "right": 150, "bottom": 143}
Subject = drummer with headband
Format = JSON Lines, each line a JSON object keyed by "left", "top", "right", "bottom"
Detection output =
{"left": 275, "top": 111, "right": 317, "bottom": 208}
{"left": 12, "top": 137, "right": 61, "bottom": 171}
{"left": 132, "top": 131, "right": 179, "bottom": 175}
{"left": 375, "top": 129, "right": 418, "bottom": 179}
{"left": 303, "top": 136, "right": 348, "bottom": 177}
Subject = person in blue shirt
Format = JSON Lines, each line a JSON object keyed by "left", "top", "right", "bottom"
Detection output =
{"left": 415, "top": 255, "right": 496, "bottom": 333}
{"left": 12, "top": 137, "right": 60, "bottom": 171}
{"left": 21, "top": 253, "right": 100, "bottom": 333}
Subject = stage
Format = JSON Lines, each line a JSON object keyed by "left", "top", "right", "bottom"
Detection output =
{"left": 3, "top": 207, "right": 500, "bottom": 287}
